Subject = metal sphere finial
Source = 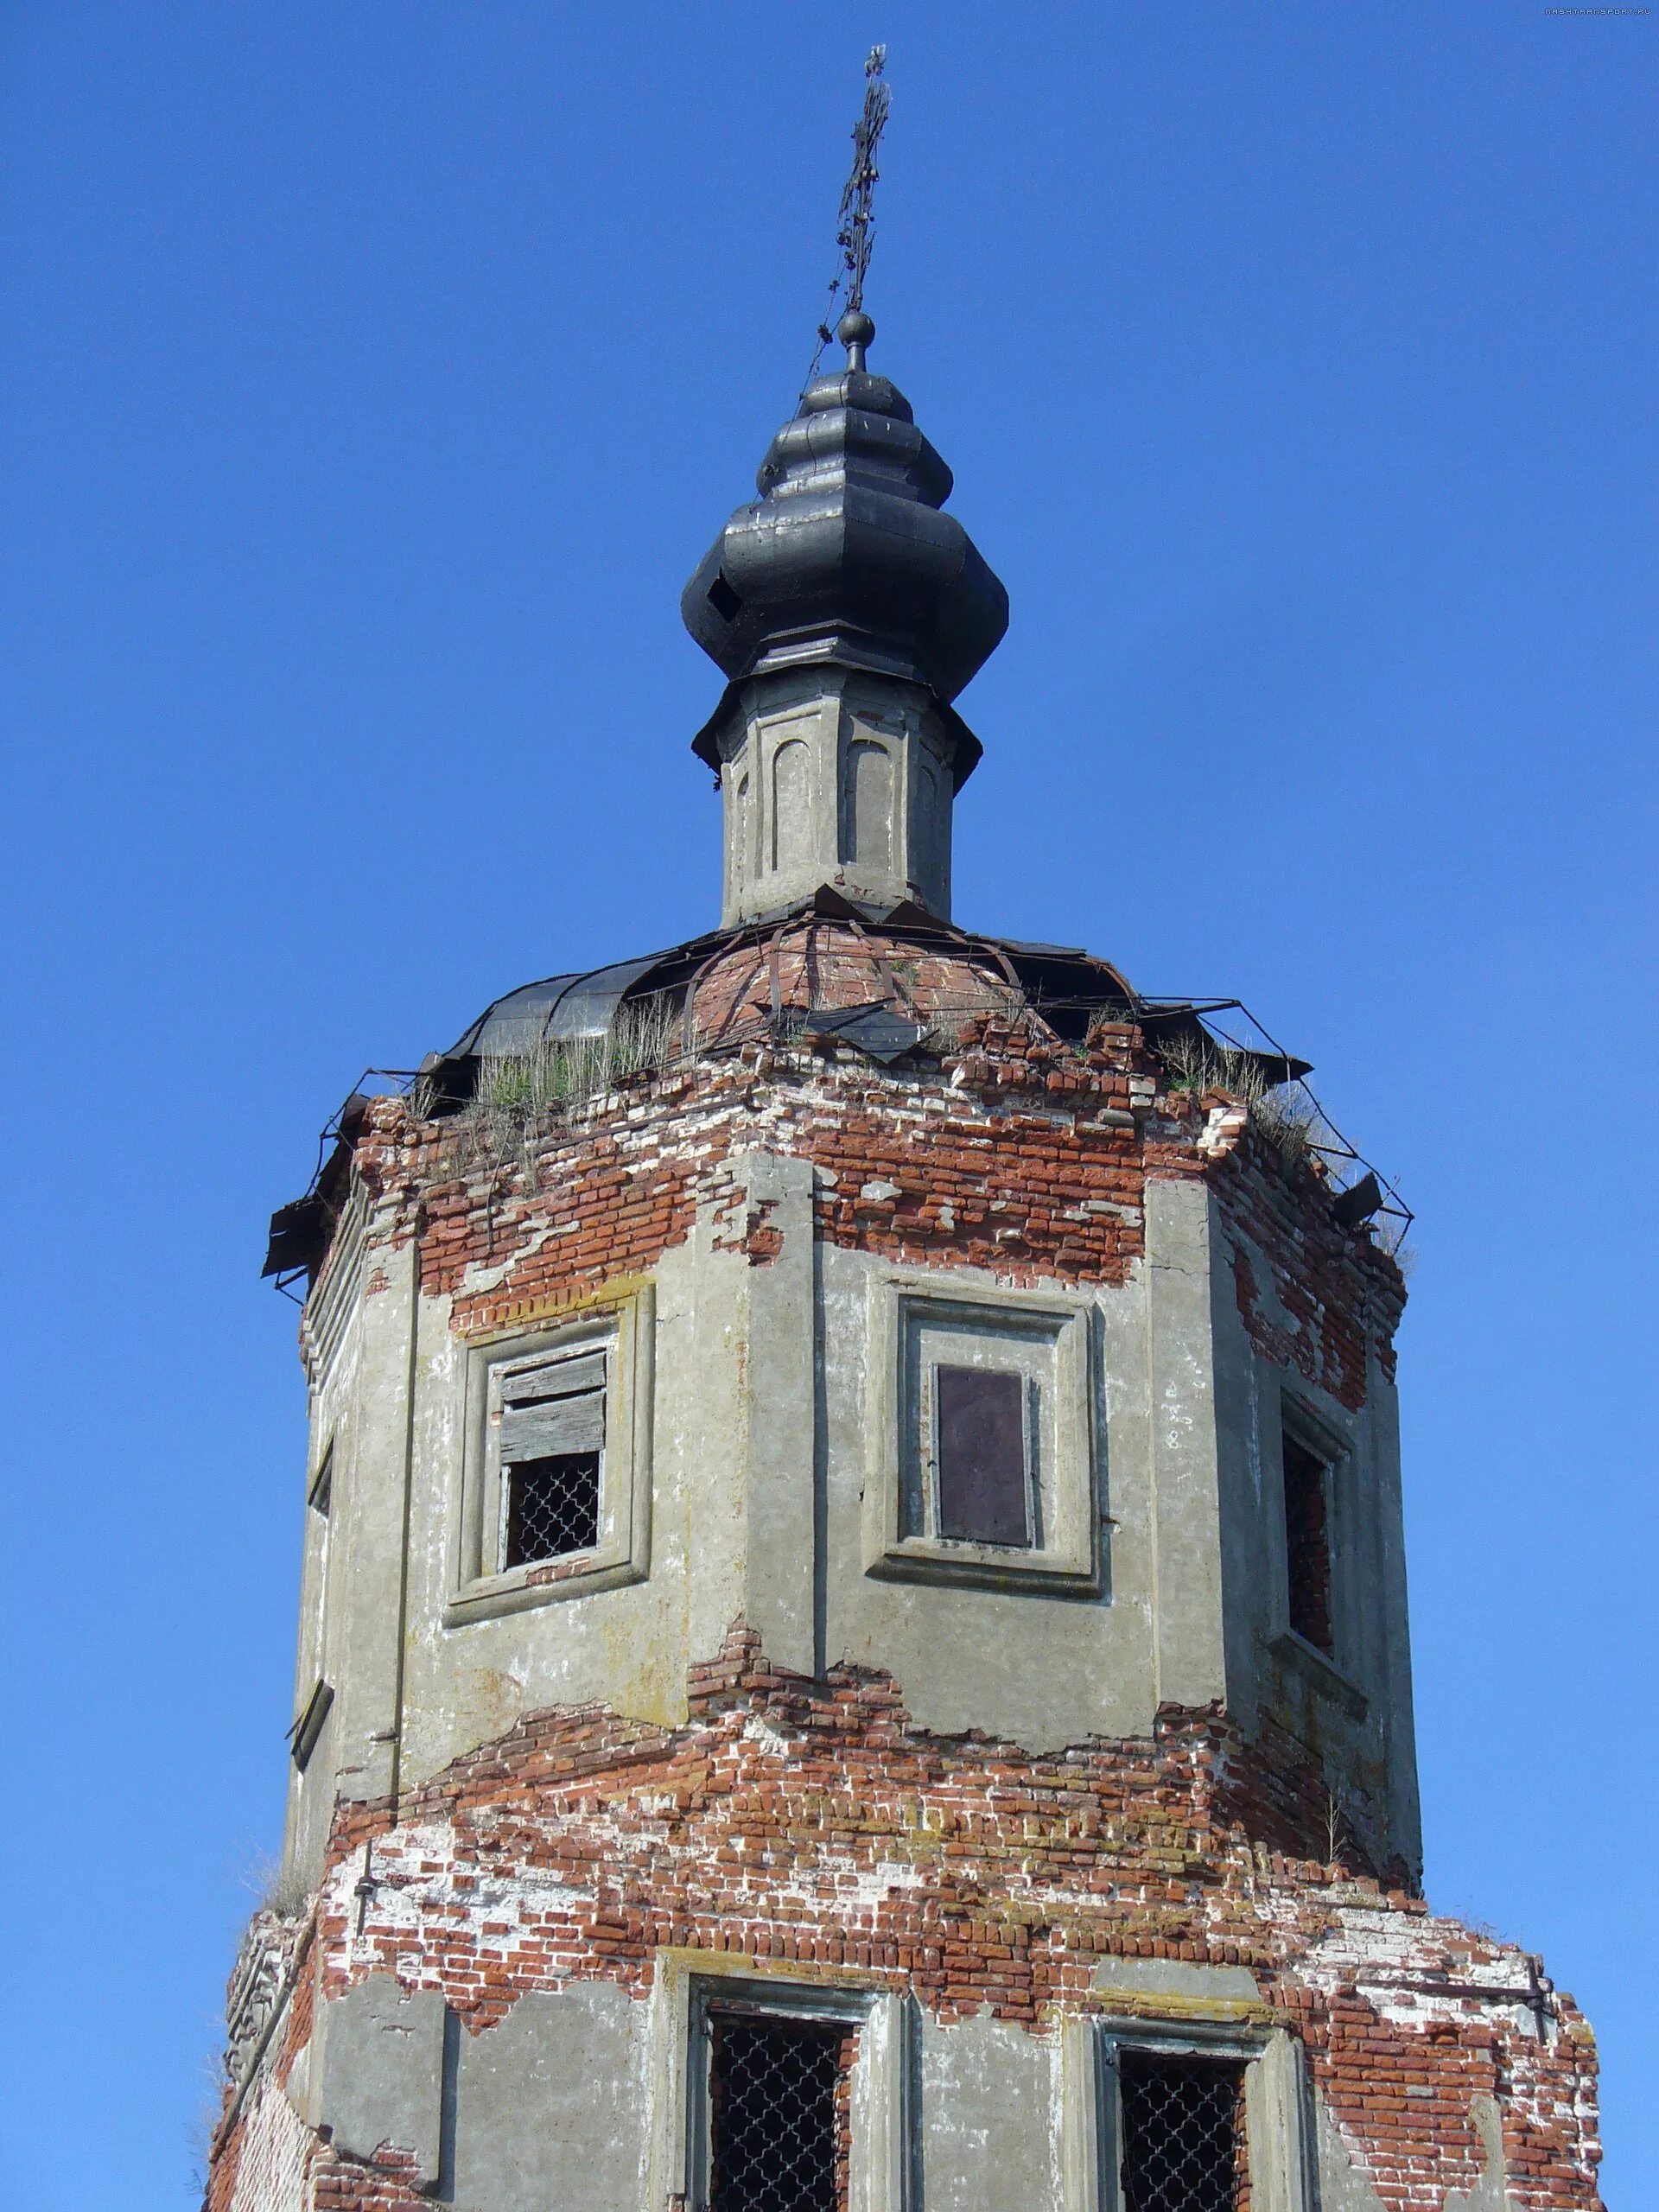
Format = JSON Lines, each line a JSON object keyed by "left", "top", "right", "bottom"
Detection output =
{"left": 838, "top": 308, "right": 875, "bottom": 372}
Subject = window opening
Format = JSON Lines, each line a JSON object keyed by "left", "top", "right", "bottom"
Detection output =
{"left": 1282, "top": 1428, "right": 1333, "bottom": 1656}
{"left": 934, "top": 1363, "right": 1032, "bottom": 1547}
{"left": 1118, "top": 2049, "right": 1249, "bottom": 2212}
{"left": 708, "top": 2011, "right": 851, "bottom": 2212}
{"left": 498, "top": 1351, "right": 605, "bottom": 1569}
{"left": 504, "top": 1455, "right": 601, "bottom": 1565}
{"left": 708, "top": 571, "right": 742, "bottom": 621}
{"left": 308, "top": 1441, "right": 334, "bottom": 1516}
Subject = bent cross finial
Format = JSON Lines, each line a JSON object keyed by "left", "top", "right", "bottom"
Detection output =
{"left": 805, "top": 45, "right": 891, "bottom": 390}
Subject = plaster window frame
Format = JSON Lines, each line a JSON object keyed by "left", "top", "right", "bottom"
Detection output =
{"left": 1268, "top": 1382, "right": 1368, "bottom": 1716}
{"left": 648, "top": 1952, "right": 915, "bottom": 2212}
{"left": 1060, "top": 2016, "right": 1313, "bottom": 2212}
{"left": 862, "top": 1270, "right": 1103, "bottom": 1594}
{"left": 287, "top": 1429, "right": 339, "bottom": 1786}
{"left": 447, "top": 1284, "right": 654, "bottom": 1625}
{"left": 298, "top": 1433, "right": 335, "bottom": 1670}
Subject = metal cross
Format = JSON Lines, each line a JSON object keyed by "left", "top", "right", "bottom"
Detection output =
{"left": 804, "top": 46, "right": 891, "bottom": 388}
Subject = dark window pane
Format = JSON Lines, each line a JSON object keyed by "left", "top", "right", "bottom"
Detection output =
{"left": 1282, "top": 1431, "right": 1333, "bottom": 1656}
{"left": 503, "top": 1452, "right": 601, "bottom": 1566}
{"left": 936, "top": 1365, "right": 1030, "bottom": 1547}
{"left": 1119, "top": 2049, "right": 1248, "bottom": 2212}
{"left": 709, "top": 2012, "right": 848, "bottom": 2212}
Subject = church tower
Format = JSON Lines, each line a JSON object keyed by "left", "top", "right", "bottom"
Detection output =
{"left": 208, "top": 187, "right": 1603, "bottom": 2212}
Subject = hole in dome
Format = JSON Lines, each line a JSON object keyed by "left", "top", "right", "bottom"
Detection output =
{"left": 708, "top": 571, "right": 742, "bottom": 621}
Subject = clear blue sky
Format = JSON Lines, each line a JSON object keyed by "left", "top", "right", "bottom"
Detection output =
{"left": 3, "top": 4, "right": 1652, "bottom": 2203}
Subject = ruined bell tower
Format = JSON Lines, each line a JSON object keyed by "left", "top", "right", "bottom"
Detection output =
{"left": 207, "top": 76, "right": 1603, "bottom": 2212}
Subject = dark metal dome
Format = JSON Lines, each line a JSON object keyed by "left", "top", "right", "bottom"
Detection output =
{"left": 681, "top": 320, "right": 1009, "bottom": 703}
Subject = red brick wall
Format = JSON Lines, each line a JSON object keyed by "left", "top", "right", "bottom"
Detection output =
{"left": 222, "top": 1628, "right": 1599, "bottom": 2212}
{"left": 337, "top": 931, "right": 1399, "bottom": 1364}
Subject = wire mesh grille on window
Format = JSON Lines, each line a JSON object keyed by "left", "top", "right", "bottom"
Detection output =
{"left": 708, "top": 2012, "right": 852, "bottom": 2212}
{"left": 1119, "top": 2050, "right": 1249, "bottom": 2212}
{"left": 503, "top": 1453, "right": 601, "bottom": 1566}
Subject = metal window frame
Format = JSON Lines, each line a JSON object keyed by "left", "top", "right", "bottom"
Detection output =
{"left": 495, "top": 1352, "right": 607, "bottom": 1573}
{"left": 488, "top": 1335, "right": 610, "bottom": 1576}
{"left": 1103, "top": 2031, "right": 1250, "bottom": 2212}
{"left": 499, "top": 1440, "right": 606, "bottom": 1570}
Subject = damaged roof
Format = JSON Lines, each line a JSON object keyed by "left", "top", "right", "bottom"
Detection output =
{"left": 424, "top": 883, "right": 1310, "bottom": 1093}
{"left": 264, "top": 886, "right": 1329, "bottom": 1288}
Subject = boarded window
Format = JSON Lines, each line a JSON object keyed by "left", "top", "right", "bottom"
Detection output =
{"left": 1282, "top": 1428, "right": 1333, "bottom": 1656}
{"left": 708, "top": 2012, "right": 851, "bottom": 2212}
{"left": 935, "top": 1364, "right": 1031, "bottom": 1547}
{"left": 1119, "top": 2048, "right": 1249, "bottom": 2212}
{"left": 499, "top": 1353, "right": 604, "bottom": 1568}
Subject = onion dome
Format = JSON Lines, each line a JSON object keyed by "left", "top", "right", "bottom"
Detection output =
{"left": 681, "top": 313, "right": 1009, "bottom": 704}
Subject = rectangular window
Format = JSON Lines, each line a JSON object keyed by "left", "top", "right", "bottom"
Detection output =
{"left": 707, "top": 2009, "right": 853, "bottom": 2212}
{"left": 1281, "top": 1428, "right": 1333, "bottom": 1656}
{"left": 864, "top": 1279, "right": 1101, "bottom": 1592}
{"left": 498, "top": 1350, "right": 605, "bottom": 1569}
{"left": 454, "top": 1288, "right": 654, "bottom": 1622}
{"left": 295, "top": 1438, "right": 335, "bottom": 1775}
{"left": 935, "top": 1363, "right": 1032, "bottom": 1547}
{"left": 1118, "top": 2048, "right": 1248, "bottom": 2212}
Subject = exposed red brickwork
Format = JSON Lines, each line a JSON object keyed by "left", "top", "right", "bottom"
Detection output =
{"left": 684, "top": 923, "right": 1023, "bottom": 1046}
{"left": 326, "top": 929, "right": 1397, "bottom": 1376}
{"left": 710, "top": 1185, "right": 785, "bottom": 1265}
{"left": 224, "top": 1629, "right": 1598, "bottom": 2212}
{"left": 310, "top": 2146, "right": 429, "bottom": 2211}
{"left": 1209, "top": 1099, "right": 1406, "bottom": 1408}
{"left": 325, "top": 1646, "right": 1289, "bottom": 2029}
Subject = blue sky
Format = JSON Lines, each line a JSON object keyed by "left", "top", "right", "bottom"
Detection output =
{"left": 2, "top": 4, "right": 1653, "bottom": 2203}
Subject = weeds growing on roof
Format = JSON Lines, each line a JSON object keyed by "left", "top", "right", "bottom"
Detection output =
{"left": 453, "top": 995, "right": 681, "bottom": 1174}
{"left": 1154, "top": 1027, "right": 1325, "bottom": 1168}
